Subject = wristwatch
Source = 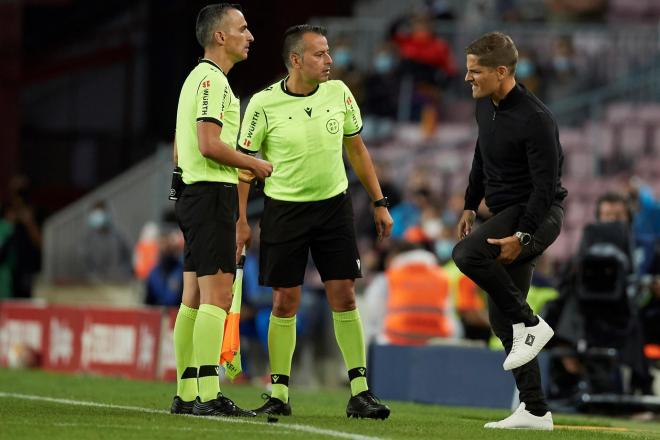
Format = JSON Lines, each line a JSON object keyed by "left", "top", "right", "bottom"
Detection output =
{"left": 514, "top": 231, "right": 532, "bottom": 246}
{"left": 373, "top": 197, "right": 390, "bottom": 208}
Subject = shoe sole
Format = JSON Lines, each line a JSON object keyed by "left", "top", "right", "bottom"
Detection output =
{"left": 193, "top": 407, "right": 256, "bottom": 417}
{"left": 193, "top": 411, "right": 256, "bottom": 417}
{"left": 171, "top": 400, "right": 194, "bottom": 415}
{"left": 346, "top": 408, "right": 390, "bottom": 420}
{"left": 484, "top": 424, "right": 553, "bottom": 430}
{"left": 256, "top": 408, "right": 292, "bottom": 416}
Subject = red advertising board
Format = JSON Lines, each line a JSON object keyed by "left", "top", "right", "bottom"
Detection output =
{"left": 0, "top": 301, "right": 48, "bottom": 368}
{"left": 42, "top": 305, "right": 84, "bottom": 372}
{"left": 158, "top": 307, "right": 178, "bottom": 381}
{"left": 79, "top": 307, "right": 161, "bottom": 380}
{"left": 0, "top": 301, "right": 163, "bottom": 380}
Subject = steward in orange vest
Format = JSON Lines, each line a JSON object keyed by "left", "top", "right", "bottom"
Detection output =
{"left": 384, "top": 249, "right": 453, "bottom": 345}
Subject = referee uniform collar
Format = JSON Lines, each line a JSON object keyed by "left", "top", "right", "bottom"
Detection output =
{"left": 199, "top": 58, "right": 226, "bottom": 77}
{"left": 280, "top": 76, "right": 319, "bottom": 97}
{"left": 494, "top": 82, "right": 525, "bottom": 111}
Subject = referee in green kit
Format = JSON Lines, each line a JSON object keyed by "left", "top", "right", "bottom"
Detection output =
{"left": 237, "top": 24, "right": 393, "bottom": 419}
{"left": 170, "top": 3, "right": 271, "bottom": 417}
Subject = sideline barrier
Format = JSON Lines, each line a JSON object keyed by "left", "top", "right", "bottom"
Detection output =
{"left": 369, "top": 343, "right": 550, "bottom": 409}
{"left": 0, "top": 300, "right": 173, "bottom": 380}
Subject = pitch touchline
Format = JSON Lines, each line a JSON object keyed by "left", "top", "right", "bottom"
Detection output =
{"left": 0, "top": 392, "right": 383, "bottom": 440}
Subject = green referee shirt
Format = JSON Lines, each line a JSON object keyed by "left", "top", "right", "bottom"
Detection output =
{"left": 175, "top": 59, "right": 240, "bottom": 185}
{"left": 239, "top": 78, "right": 363, "bottom": 202}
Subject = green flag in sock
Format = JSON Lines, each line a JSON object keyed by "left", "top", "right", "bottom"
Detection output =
{"left": 333, "top": 309, "right": 369, "bottom": 396}
{"left": 173, "top": 303, "right": 198, "bottom": 402}
{"left": 268, "top": 314, "right": 296, "bottom": 402}
{"left": 193, "top": 303, "right": 227, "bottom": 402}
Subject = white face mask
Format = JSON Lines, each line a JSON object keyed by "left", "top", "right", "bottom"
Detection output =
{"left": 422, "top": 218, "right": 443, "bottom": 239}
{"left": 88, "top": 209, "right": 108, "bottom": 229}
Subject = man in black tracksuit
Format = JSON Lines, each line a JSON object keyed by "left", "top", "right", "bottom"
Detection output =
{"left": 452, "top": 32, "right": 567, "bottom": 431}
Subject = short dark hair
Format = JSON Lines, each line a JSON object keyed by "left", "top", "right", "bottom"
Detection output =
{"left": 195, "top": 3, "right": 242, "bottom": 48}
{"left": 595, "top": 192, "right": 631, "bottom": 221}
{"left": 282, "top": 24, "right": 327, "bottom": 68}
{"left": 465, "top": 32, "right": 518, "bottom": 75}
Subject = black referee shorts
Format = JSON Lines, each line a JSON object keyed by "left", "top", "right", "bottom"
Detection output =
{"left": 259, "top": 190, "right": 362, "bottom": 287}
{"left": 175, "top": 182, "right": 237, "bottom": 277}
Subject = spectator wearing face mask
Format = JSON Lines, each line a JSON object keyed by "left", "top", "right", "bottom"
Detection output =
{"left": 328, "top": 36, "right": 364, "bottom": 104}
{"left": 80, "top": 201, "right": 132, "bottom": 282}
{"left": 145, "top": 226, "right": 184, "bottom": 306}
{"left": 544, "top": 37, "right": 585, "bottom": 105}
{"left": 515, "top": 49, "right": 544, "bottom": 98}
{"left": 362, "top": 44, "right": 400, "bottom": 143}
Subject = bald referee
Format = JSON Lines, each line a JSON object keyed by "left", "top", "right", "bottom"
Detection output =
{"left": 170, "top": 4, "right": 271, "bottom": 417}
{"left": 238, "top": 25, "right": 393, "bottom": 419}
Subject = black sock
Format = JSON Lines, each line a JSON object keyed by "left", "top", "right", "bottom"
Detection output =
{"left": 525, "top": 316, "right": 539, "bottom": 327}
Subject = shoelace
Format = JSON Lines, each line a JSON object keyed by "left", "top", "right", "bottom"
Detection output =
{"left": 218, "top": 395, "right": 237, "bottom": 410}
{"left": 511, "top": 330, "right": 524, "bottom": 352}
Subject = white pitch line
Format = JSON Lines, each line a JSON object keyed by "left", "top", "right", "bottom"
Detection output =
{"left": 0, "top": 392, "right": 384, "bottom": 440}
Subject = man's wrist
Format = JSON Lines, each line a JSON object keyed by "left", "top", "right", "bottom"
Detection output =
{"left": 514, "top": 231, "right": 532, "bottom": 246}
{"left": 373, "top": 196, "right": 390, "bottom": 208}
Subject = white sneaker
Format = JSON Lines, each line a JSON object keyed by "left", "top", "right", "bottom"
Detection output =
{"left": 503, "top": 316, "right": 554, "bottom": 371}
{"left": 484, "top": 403, "right": 553, "bottom": 430}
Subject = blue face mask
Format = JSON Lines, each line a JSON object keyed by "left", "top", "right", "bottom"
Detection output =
{"left": 434, "top": 239, "right": 456, "bottom": 262}
{"left": 88, "top": 209, "right": 108, "bottom": 229}
{"left": 516, "top": 58, "right": 534, "bottom": 79}
{"left": 332, "top": 48, "right": 352, "bottom": 69}
{"left": 374, "top": 54, "right": 394, "bottom": 74}
{"left": 553, "top": 56, "right": 571, "bottom": 73}
{"left": 442, "top": 210, "right": 458, "bottom": 227}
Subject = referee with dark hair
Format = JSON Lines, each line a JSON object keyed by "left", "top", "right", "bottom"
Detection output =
{"left": 237, "top": 24, "right": 392, "bottom": 419}
{"left": 452, "top": 32, "right": 567, "bottom": 430}
{"left": 170, "top": 3, "right": 271, "bottom": 417}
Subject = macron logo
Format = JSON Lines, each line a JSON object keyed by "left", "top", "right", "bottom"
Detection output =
{"left": 272, "top": 375, "right": 279, "bottom": 383}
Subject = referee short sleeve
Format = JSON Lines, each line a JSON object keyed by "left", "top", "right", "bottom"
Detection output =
{"left": 196, "top": 73, "right": 231, "bottom": 127}
{"left": 340, "top": 81, "right": 363, "bottom": 137}
{"left": 238, "top": 95, "right": 266, "bottom": 154}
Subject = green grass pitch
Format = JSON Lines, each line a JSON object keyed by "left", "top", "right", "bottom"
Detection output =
{"left": 1, "top": 368, "right": 659, "bottom": 439}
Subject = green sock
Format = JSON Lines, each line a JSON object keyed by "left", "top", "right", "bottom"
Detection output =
{"left": 173, "top": 303, "right": 198, "bottom": 402}
{"left": 193, "top": 304, "right": 226, "bottom": 402}
{"left": 268, "top": 314, "right": 296, "bottom": 402}
{"left": 333, "top": 309, "right": 369, "bottom": 396}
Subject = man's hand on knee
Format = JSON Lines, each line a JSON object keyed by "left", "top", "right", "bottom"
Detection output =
{"left": 486, "top": 236, "right": 521, "bottom": 264}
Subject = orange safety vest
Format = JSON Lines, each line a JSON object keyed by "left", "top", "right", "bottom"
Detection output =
{"left": 384, "top": 263, "right": 452, "bottom": 345}
{"left": 133, "top": 239, "right": 159, "bottom": 280}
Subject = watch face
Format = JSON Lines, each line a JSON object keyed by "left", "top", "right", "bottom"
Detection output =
{"left": 516, "top": 232, "right": 531, "bottom": 245}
